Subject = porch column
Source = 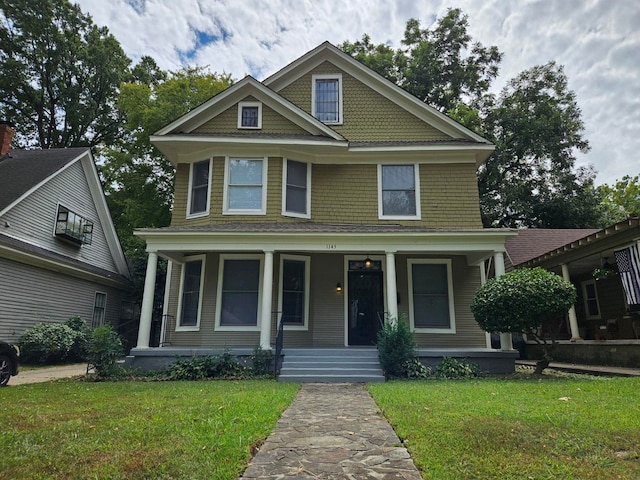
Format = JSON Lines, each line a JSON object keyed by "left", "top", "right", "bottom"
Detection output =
{"left": 561, "top": 263, "right": 582, "bottom": 340}
{"left": 136, "top": 251, "right": 158, "bottom": 349}
{"left": 385, "top": 251, "right": 398, "bottom": 322}
{"left": 494, "top": 251, "right": 514, "bottom": 351}
{"left": 259, "top": 250, "right": 274, "bottom": 349}
{"left": 480, "top": 261, "right": 492, "bottom": 348}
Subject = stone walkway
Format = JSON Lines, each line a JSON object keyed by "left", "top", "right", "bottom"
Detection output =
{"left": 240, "top": 383, "right": 422, "bottom": 479}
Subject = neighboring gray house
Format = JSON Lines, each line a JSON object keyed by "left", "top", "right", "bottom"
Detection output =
{"left": 0, "top": 123, "right": 132, "bottom": 343}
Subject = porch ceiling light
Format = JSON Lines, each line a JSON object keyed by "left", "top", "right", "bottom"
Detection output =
{"left": 364, "top": 256, "right": 372, "bottom": 269}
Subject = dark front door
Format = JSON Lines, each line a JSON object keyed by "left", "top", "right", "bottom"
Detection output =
{"left": 348, "top": 270, "right": 384, "bottom": 345}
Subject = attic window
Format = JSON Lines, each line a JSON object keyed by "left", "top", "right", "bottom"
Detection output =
{"left": 238, "top": 101, "right": 262, "bottom": 129}
{"left": 312, "top": 74, "right": 343, "bottom": 124}
{"left": 55, "top": 205, "right": 93, "bottom": 245}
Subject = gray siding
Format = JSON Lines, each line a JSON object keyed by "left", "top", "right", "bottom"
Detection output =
{"left": 0, "top": 159, "right": 119, "bottom": 274}
{"left": 0, "top": 257, "right": 130, "bottom": 343}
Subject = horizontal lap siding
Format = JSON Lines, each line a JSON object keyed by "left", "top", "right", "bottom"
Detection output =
{"left": 0, "top": 257, "right": 129, "bottom": 343}
{"left": 310, "top": 253, "right": 345, "bottom": 346}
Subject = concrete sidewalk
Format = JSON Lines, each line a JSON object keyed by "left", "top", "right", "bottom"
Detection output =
{"left": 516, "top": 360, "right": 640, "bottom": 376}
{"left": 9, "top": 363, "right": 90, "bottom": 385}
{"left": 240, "top": 383, "right": 421, "bottom": 479}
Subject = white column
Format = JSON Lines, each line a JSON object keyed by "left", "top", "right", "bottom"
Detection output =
{"left": 494, "top": 251, "right": 514, "bottom": 351}
{"left": 480, "top": 261, "right": 492, "bottom": 348}
{"left": 561, "top": 263, "right": 581, "bottom": 340}
{"left": 259, "top": 250, "right": 274, "bottom": 349}
{"left": 136, "top": 251, "right": 158, "bottom": 349}
{"left": 385, "top": 251, "right": 398, "bottom": 322}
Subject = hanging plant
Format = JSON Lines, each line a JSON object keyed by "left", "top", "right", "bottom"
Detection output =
{"left": 592, "top": 267, "right": 618, "bottom": 280}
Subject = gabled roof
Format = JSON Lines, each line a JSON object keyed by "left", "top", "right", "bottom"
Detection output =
{"left": 505, "top": 228, "right": 600, "bottom": 266}
{"left": 263, "top": 41, "right": 492, "bottom": 144}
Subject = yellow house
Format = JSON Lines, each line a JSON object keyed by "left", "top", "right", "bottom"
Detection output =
{"left": 130, "top": 42, "right": 517, "bottom": 380}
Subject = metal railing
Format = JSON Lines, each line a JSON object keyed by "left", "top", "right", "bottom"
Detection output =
{"left": 274, "top": 314, "right": 284, "bottom": 378}
{"left": 160, "top": 315, "right": 175, "bottom": 346}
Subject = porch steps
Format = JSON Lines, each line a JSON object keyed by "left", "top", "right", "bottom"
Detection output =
{"left": 278, "top": 348, "right": 385, "bottom": 383}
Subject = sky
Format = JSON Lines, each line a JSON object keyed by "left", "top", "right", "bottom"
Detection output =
{"left": 76, "top": 0, "right": 640, "bottom": 186}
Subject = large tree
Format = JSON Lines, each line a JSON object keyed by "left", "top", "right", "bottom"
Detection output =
{"left": 597, "top": 174, "right": 640, "bottom": 224}
{"left": 0, "top": 0, "right": 131, "bottom": 148}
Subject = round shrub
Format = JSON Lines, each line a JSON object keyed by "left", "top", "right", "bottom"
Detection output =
{"left": 19, "top": 322, "right": 79, "bottom": 364}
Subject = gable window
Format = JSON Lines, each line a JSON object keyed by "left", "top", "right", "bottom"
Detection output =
{"left": 55, "top": 205, "right": 93, "bottom": 245}
{"left": 187, "top": 159, "right": 211, "bottom": 217}
{"left": 238, "top": 101, "right": 262, "bottom": 129}
{"left": 217, "top": 256, "right": 263, "bottom": 329}
{"left": 224, "top": 158, "right": 267, "bottom": 214}
{"left": 581, "top": 280, "right": 601, "bottom": 320}
{"left": 378, "top": 164, "right": 421, "bottom": 219}
{"left": 91, "top": 292, "right": 107, "bottom": 328}
{"left": 279, "top": 255, "right": 310, "bottom": 329}
{"left": 408, "top": 259, "right": 456, "bottom": 333}
{"left": 282, "top": 159, "right": 310, "bottom": 218}
{"left": 312, "top": 74, "right": 343, "bottom": 124}
{"left": 177, "top": 256, "right": 205, "bottom": 330}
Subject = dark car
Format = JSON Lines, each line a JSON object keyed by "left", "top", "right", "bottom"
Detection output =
{"left": 0, "top": 340, "right": 20, "bottom": 386}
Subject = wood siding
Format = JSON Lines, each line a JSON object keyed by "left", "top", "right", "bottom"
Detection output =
{"left": 0, "top": 257, "right": 129, "bottom": 343}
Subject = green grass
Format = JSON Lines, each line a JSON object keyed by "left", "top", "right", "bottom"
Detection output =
{"left": 0, "top": 380, "right": 299, "bottom": 479}
{"left": 369, "top": 377, "right": 640, "bottom": 480}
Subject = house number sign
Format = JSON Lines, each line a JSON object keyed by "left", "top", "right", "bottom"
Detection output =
{"left": 326, "top": 244, "right": 337, "bottom": 250}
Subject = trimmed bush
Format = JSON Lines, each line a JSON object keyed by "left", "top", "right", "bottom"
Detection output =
{"left": 87, "top": 325, "right": 124, "bottom": 378}
{"left": 165, "top": 351, "right": 249, "bottom": 380}
{"left": 434, "top": 357, "right": 480, "bottom": 379}
{"left": 251, "top": 345, "right": 274, "bottom": 376}
{"left": 377, "top": 316, "right": 418, "bottom": 378}
{"left": 19, "top": 321, "right": 87, "bottom": 365}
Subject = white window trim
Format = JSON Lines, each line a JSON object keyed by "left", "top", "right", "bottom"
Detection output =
{"left": 278, "top": 254, "right": 311, "bottom": 331}
{"left": 215, "top": 254, "right": 264, "bottom": 331}
{"left": 175, "top": 255, "right": 206, "bottom": 332}
{"left": 311, "top": 73, "right": 343, "bottom": 125}
{"left": 186, "top": 159, "right": 212, "bottom": 219}
{"left": 92, "top": 292, "right": 107, "bottom": 328}
{"left": 223, "top": 157, "right": 268, "bottom": 215}
{"left": 408, "top": 258, "right": 456, "bottom": 334}
{"left": 581, "top": 279, "right": 602, "bottom": 320}
{"left": 237, "top": 101, "right": 262, "bottom": 129}
{"left": 281, "top": 158, "right": 311, "bottom": 219}
{"left": 377, "top": 164, "right": 422, "bottom": 220}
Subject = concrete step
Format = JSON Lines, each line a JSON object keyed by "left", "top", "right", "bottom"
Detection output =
{"left": 278, "top": 374, "right": 385, "bottom": 383}
{"left": 283, "top": 348, "right": 379, "bottom": 357}
{"left": 282, "top": 360, "right": 381, "bottom": 369}
{"left": 278, "top": 348, "right": 385, "bottom": 383}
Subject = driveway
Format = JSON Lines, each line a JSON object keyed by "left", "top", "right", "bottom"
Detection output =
{"left": 9, "top": 363, "right": 91, "bottom": 386}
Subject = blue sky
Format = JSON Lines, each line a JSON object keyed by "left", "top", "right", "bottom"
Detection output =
{"left": 77, "top": 0, "right": 640, "bottom": 186}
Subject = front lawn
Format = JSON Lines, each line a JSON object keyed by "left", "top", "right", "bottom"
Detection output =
{"left": 369, "top": 377, "right": 640, "bottom": 480}
{"left": 0, "top": 380, "right": 298, "bottom": 479}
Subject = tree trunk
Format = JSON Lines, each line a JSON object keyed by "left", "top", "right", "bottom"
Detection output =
{"left": 534, "top": 359, "right": 549, "bottom": 375}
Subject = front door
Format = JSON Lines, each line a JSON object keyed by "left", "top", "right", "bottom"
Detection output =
{"left": 348, "top": 270, "right": 384, "bottom": 345}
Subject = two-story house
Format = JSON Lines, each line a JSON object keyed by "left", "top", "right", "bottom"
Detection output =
{"left": 0, "top": 123, "right": 132, "bottom": 343}
{"left": 129, "top": 42, "right": 517, "bottom": 376}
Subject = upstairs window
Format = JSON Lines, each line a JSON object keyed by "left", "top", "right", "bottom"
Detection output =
{"left": 312, "top": 74, "right": 342, "bottom": 124}
{"left": 378, "top": 164, "right": 421, "bottom": 219}
{"left": 187, "top": 159, "right": 211, "bottom": 217}
{"left": 238, "top": 101, "right": 262, "bottom": 129}
{"left": 55, "top": 205, "right": 93, "bottom": 245}
{"left": 282, "top": 159, "right": 310, "bottom": 218}
{"left": 224, "top": 158, "right": 267, "bottom": 214}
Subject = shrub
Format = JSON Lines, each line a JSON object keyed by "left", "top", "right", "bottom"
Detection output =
{"left": 402, "top": 357, "right": 431, "bottom": 379}
{"left": 165, "top": 351, "right": 249, "bottom": 380}
{"left": 434, "top": 357, "right": 480, "bottom": 379}
{"left": 251, "top": 345, "right": 274, "bottom": 376}
{"left": 19, "top": 322, "right": 84, "bottom": 364}
{"left": 87, "top": 325, "right": 124, "bottom": 378}
{"left": 377, "top": 316, "right": 418, "bottom": 378}
{"left": 64, "top": 316, "right": 91, "bottom": 361}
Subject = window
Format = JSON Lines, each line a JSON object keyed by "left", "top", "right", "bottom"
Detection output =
{"left": 177, "top": 257, "right": 205, "bottom": 330}
{"left": 224, "top": 158, "right": 267, "bottom": 214}
{"left": 408, "top": 259, "right": 455, "bottom": 333}
{"left": 378, "top": 165, "right": 421, "bottom": 219}
{"left": 282, "top": 159, "right": 310, "bottom": 217}
{"left": 312, "top": 74, "right": 342, "bottom": 124}
{"left": 237, "top": 101, "right": 262, "bottom": 129}
{"left": 187, "top": 159, "right": 211, "bottom": 217}
{"left": 92, "top": 292, "right": 107, "bottom": 328}
{"left": 279, "top": 255, "right": 310, "bottom": 329}
{"left": 582, "top": 280, "right": 601, "bottom": 320}
{"left": 217, "top": 256, "right": 263, "bottom": 329}
{"left": 55, "top": 204, "right": 93, "bottom": 245}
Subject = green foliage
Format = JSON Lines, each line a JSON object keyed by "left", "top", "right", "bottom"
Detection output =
{"left": 165, "top": 352, "right": 249, "bottom": 380}
{"left": 401, "top": 357, "right": 431, "bottom": 379}
{"left": 87, "top": 325, "right": 124, "bottom": 378}
{"left": 250, "top": 345, "right": 274, "bottom": 376}
{"left": 19, "top": 320, "right": 89, "bottom": 364}
{"left": 0, "top": 0, "right": 131, "bottom": 148}
{"left": 597, "top": 174, "right": 640, "bottom": 224}
{"left": 377, "top": 316, "right": 418, "bottom": 378}
{"left": 63, "top": 315, "right": 91, "bottom": 361}
{"left": 434, "top": 357, "right": 480, "bottom": 379}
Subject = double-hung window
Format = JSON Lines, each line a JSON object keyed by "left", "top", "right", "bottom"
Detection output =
{"left": 177, "top": 256, "right": 205, "bottom": 330}
{"left": 224, "top": 158, "right": 267, "bottom": 214}
{"left": 408, "top": 259, "right": 456, "bottom": 333}
{"left": 282, "top": 159, "right": 310, "bottom": 218}
{"left": 581, "top": 280, "right": 601, "bottom": 320}
{"left": 237, "top": 101, "right": 262, "bottom": 129}
{"left": 92, "top": 292, "right": 107, "bottom": 328}
{"left": 217, "top": 256, "right": 263, "bottom": 329}
{"left": 279, "top": 255, "right": 310, "bottom": 329}
{"left": 312, "top": 74, "right": 342, "bottom": 124}
{"left": 378, "top": 164, "right": 420, "bottom": 219}
{"left": 188, "top": 159, "right": 211, "bottom": 217}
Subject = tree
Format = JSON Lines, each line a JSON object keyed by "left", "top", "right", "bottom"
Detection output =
{"left": 597, "top": 175, "right": 640, "bottom": 224}
{"left": 0, "top": 0, "right": 131, "bottom": 148}
{"left": 470, "top": 268, "right": 577, "bottom": 374}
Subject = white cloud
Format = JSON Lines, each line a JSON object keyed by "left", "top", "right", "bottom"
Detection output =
{"left": 76, "top": 0, "right": 640, "bottom": 185}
